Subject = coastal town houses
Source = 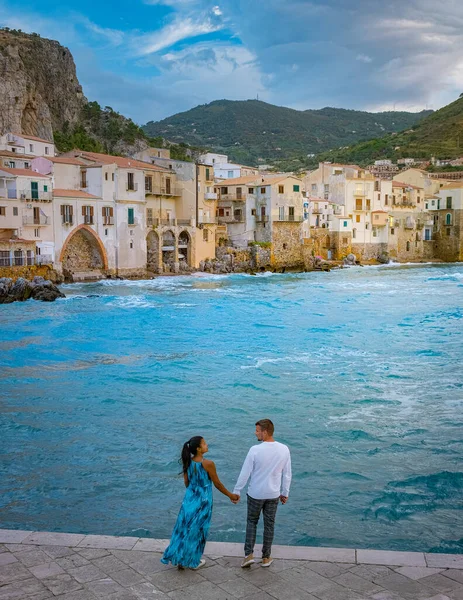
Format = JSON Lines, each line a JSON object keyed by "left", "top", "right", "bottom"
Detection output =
{"left": 214, "top": 174, "right": 307, "bottom": 267}
{"left": 132, "top": 149, "right": 219, "bottom": 268}
{"left": 432, "top": 181, "right": 463, "bottom": 261}
{"left": 0, "top": 166, "right": 53, "bottom": 268}
{"left": 199, "top": 152, "right": 259, "bottom": 181}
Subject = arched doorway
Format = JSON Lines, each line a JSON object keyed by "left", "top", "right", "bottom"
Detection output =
{"left": 162, "top": 230, "right": 176, "bottom": 272}
{"left": 146, "top": 230, "right": 160, "bottom": 272}
{"left": 60, "top": 226, "right": 107, "bottom": 280}
{"left": 178, "top": 231, "right": 191, "bottom": 269}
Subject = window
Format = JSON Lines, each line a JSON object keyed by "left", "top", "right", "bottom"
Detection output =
{"left": 24, "top": 162, "right": 29, "bottom": 168}
{"left": 289, "top": 206, "right": 295, "bottom": 221}
{"left": 261, "top": 187, "right": 266, "bottom": 194}
{"left": 417, "top": 197, "right": 420, "bottom": 204}
{"left": 203, "top": 229, "right": 209, "bottom": 242}
{"left": 130, "top": 241, "right": 133, "bottom": 249}
{"left": 374, "top": 181, "right": 380, "bottom": 191}
{"left": 431, "top": 200, "right": 435, "bottom": 206}
{"left": 311, "top": 184, "right": 317, "bottom": 192}
{"left": 236, "top": 187, "right": 243, "bottom": 200}
{"left": 44, "top": 147, "right": 49, "bottom": 155}
{"left": 446, "top": 213, "right": 452, "bottom": 225}
{"left": 385, "top": 194, "right": 388, "bottom": 205}
{"left": 105, "top": 172, "right": 108, "bottom": 181}
{"left": 374, "top": 214, "right": 379, "bottom": 221}
{"left": 29, "top": 144, "right": 34, "bottom": 152}
{"left": 34, "top": 228, "right": 39, "bottom": 237}
{"left": 9, "top": 161, "right": 15, "bottom": 168}
{"left": 356, "top": 215, "right": 360, "bottom": 223}
{"left": 112, "top": 173, "right": 115, "bottom": 181}
{"left": 127, "top": 172, "right": 135, "bottom": 191}
{"left": 366, "top": 199, "right": 371, "bottom": 210}
{"left": 343, "top": 221, "right": 348, "bottom": 227}
{"left": 278, "top": 185, "right": 284, "bottom": 194}
{"left": 44, "top": 185, "right": 48, "bottom": 192}
{"left": 372, "top": 228, "right": 377, "bottom": 237}
{"left": 82, "top": 205, "right": 94, "bottom": 225}
{"left": 342, "top": 237, "right": 348, "bottom": 245}
{"left": 279, "top": 206, "right": 285, "bottom": 220}
{"left": 166, "top": 177, "right": 171, "bottom": 195}
{"left": 352, "top": 228, "right": 356, "bottom": 239}
{"left": 437, "top": 199, "right": 441, "bottom": 209}
{"left": 81, "top": 169, "right": 87, "bottom": 188}
{"left": 102, "top": 206, "right": 114, "bottom": 225}
{"left": 406, "top": 241, "right": 410, "bottom": 251}
{"left": 227, "top": 171, "right": 234, "bottom": 178}
{"left": 249, "top": 187, "right": 254, "bottom": 194}
{"left": 146, "top": 208, "right": 153, "bottom": 226}
{"left": 205, "top": 168, "right": 210, "bottom": 180}
{"left": 13, "top": 207, "right": 18, "bottom": 216}
{"left": 251, "top": 208, "right": 256, "bottom": 216}
{"left": 425, "top": 203, "right": 429, "bottom": 209}
{"left": 424, "top": 228, "right": 431, "bottom": 241}
{"left": 128, "top": 207, "right": 135, "bottom": 225}
{"left": 0, "top": 206, "right": 6, "bottom": 216}
{"left": 61, "top": 204, "right": 73, "bottom": 224}
{"left": 447, "top": 197, "right": 452, "bottom": 209}
{"left": 447, "top": 227, "right": 451, "bottom": 237}
{"left": 145, "top": 176, "right": 152, "bottom": 192}
{"left": 365, "top": 223, "right": 369, "bottom": 229}
{"left": 218, "top": 208, "right": 224, "bottom": 217}
{"left": 105, "top": 229, "right": 108, "bottom": 236}
{"left": 356, "top": 199, "right": 362, "bottom": 210}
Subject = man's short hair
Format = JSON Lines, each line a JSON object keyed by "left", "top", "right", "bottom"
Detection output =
{"left": 255, "top": 419, "right": 274, "bottom": 436}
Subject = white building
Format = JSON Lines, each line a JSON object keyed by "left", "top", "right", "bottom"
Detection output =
{"left": 0, "top": 133, "right": 55, "bottom": 159}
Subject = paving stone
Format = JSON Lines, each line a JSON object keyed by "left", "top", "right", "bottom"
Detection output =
{"left": 370, "top": 592, "right": 408, "bottom": 600}
{"left": 5, "top": 544, "right": 38, "bottom": 553}
{"left": 41, "top": 573, "right": 83, "bottom": 596}
{"left": 261, "top": 558, "right": 307, "bottom": 573}
{"left": 240, "top": 592, "right": 275, "bottom": 600}
{"left": 149, "top": 568, "right": 205, "bottom": 592}
{"left": 395, "top": 567, "right": 445, "bottom": 581}
{"left": 93, "top": 555, "right": 128, "bottom": 574}
{"left": 261, "top": 580, "right": 319, "bottom": 600}
{"left": 128, "top": 581, "right": 170, "bottom": 598}
{"left": 215, "top": 556, "right": 246, "bottom": 569}
{"left": 16, "top": 549, "right": 52, "bottom": 567}
{"left": 0, "top": 577, "right": 47, "bottom": 600}
{"left": 132, "top": 540, "right": 169, "bottom": 553}
{"left": 166, "top": 579, "right": 229, "bottom": 600}
{"left": 424, "top": 595, "right": 453, "bottom": 600}
{"left": 272, "top": 544, "right": 356, "bottom": 563}
{"left": 0, "top": 553, "right": 17, "bottom": 567}
{"left": 25, "top": 591, "right": 54, "bottom": 600}
{"left": 28, "top": 561, "right": 66, "bottom": 579}
{"left": 332, "top": 570, "right": 384, "bottom": 594}
{"left": 349, "top": 564, "right": 394, "bottom": 579}
{"left": 443, "top": 571, "right": 463, "bottom": 585}
{"left": 23, "top": 533, "right": 86, "bottom": 548}
{"left": 106, "top": 592, "right": 140, "bottom": 600}
{"left": 68, "top": 564, "right": 107, "bottom": 583}
{"left": 84, "top": 577, "right": 125, "bottom": 598}
{"left": 198, "top": 564, "right": 237, "bottom": 584}
{"left": 52, "top": 591, "right": 98, "bottom": 600}
{"left": 41, "top": 545, "right": 76, "bottom": 559}
{"left": 78, "top": 536, "right": 139, "bottom": 551}
{"left": 76, "top": 548, "right": 111, "bottom": 560}
{"left": 127, "top": 554, "right": 174, "bottom": 576}
{"left": 0, "top": 530, "right": 33, "bottom": 544}
{"left": 425, "top": 556, "right": 463, "bottom": 570}
{"left": 370, "top": 571, "right": 435, "bottom": 599}
{"left": 278, "top": 565, "right": 333, "bottom": 593}
{"left": 0, "top": 561, "right": 32, "bottom": 583}
{"left": 56, "top": 554, "right": 90, "bottom": 570}
{"left": 306, "top": 561, "right": 355, "bottom": 578}
{"left": 0, "top": 544, "right": 6, "bottom": 553}
{"left": 419, "top": 574, "right": 463, "bottom": 593}
{"left": 308, "top": 581, "right": 366, "bottom": 600}
{"left": 448, "top": 589, "right": 463, "bottom": 600}
{"left": 218, "top": 576, "right": 262, "bottom": 598}
{"left": 237, "top": 564, "right": 282, "bottom": 587}
{"left": 357, "top": 549, "right": 426, "bottom": 567}
{"left": 110, "top": 568, "right": 147, "bottom": 587}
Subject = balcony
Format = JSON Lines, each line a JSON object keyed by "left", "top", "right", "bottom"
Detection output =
{"left": 148, "top": 186, "right": 182, "bottom": 196}
{"left": 0, "top": 189, "right": 18, "bottom": 200}
{"left": 256, "top": 215, "right": 269, "bottom": 223}
{"left": 126, "top": 183, "right": 139, "bottom": 192}
{"left": 275, "top": 215, "right": 304, "bottom": 222}
{"left": 83, "top": 216, "right": 94, "bottom": 225}
{"left": 127, "top": 219, "right": 138, "bottom": 227}
{"left": 150, "top": 218, "right": 194, "bottom": 227}
{"left": 62, "top": 217, "right": 74, "bottom": 226}
{"left": 0, "top": 254, "right": 53, "bottom": 267}
{"left": 205, "top": 192, "right": 218, "bottom": 200}
{"left": 103, "top": 217, "right": 114, "bottom": 226}
{"left": 198, "top": 217, "right": 218, "bottom": 225}
{"left": 218, "top": 193, "right": 244, "bottom": 202}
{"left": 23, "top": 215, "right": 50, "bottom": 226}
{"left": 19, "top": 189, "right": 52, "bottom": 202}
{"left": 219, "top": 215, "right": 245, "bottom": 224}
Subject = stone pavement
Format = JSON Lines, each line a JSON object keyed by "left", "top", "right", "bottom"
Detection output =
{"left": 0, "top": 530, "right": 462, "bottom": 600}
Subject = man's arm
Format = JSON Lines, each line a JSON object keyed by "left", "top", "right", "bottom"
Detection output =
{"left": 281, "top": 451, "right": 292, "bottom": 498}
{"left": 233, "top": 448, "right": 254, "bottom": 496}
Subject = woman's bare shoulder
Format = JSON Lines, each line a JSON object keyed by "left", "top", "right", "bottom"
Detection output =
{"left": 202, "top": 458, "right": 215, "bottom": 468}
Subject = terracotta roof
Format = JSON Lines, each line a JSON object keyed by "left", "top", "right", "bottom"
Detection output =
{"left": 0, "top": 150, "right": 36, "bottom": 159}
{"left": 44, "top": 156, "right": 87, "bottom": 166}
{"left": 440, "top": 181, "right": 463, "bottom": 189}
{"left": 53, "top": 189, "right": 100, "bottom": 199}
{"left": 72, "top": 151, "right": 170, "bottom": 172}
{"left": 14, "top": 133, "right": 54, "bottom": 144}
{"left": 392, "top": 180, "right": 423, "bottom": 190}
{"left": 371, "top": 210, "right": 388, "bottom": 213}
{"left": 215, "top": 175, "right": 261, "bottom": 186}
{"left": 0, "top": 167, "right": 50, "bottom": 178}
{"left": 216, "top": 174, "right": 300, "bottom": 187}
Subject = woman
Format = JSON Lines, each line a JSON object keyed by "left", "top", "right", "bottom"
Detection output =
{"left": 161, "top": 436, "right": 239, "bottom": 569}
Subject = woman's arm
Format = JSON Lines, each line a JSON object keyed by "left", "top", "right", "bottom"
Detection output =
{"left": 183, "top": 472, "right": 189, "bottom": 488}
{"left": 203, "top": 460, "right": 239, "bottom": 501}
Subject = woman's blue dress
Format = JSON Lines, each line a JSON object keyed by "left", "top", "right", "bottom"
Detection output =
{"left": 161, "top": 460, "right": 213, "bottom": 568}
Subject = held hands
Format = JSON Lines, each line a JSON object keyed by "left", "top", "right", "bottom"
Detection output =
{"left": 230, "top": 493, "right": 240, "bottom": 504}
{"left": 279, "top": 495, "right": 288, "bottom": 504}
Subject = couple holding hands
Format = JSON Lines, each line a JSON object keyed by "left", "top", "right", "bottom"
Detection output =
{"left": 161, "top": 419, "right": 292, "bottom": 570}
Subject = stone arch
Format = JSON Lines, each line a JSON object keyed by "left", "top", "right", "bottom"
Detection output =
{"left": 162, "top": 229, "right": 176, "bottom": 271}
{"left": 178, "top": 230, "right": 192, "bottom": 268}
{"left": 147, "top": 230, "right": 160, "bottom": 272}
{"left": 60, "top": 225, "right": 108, "bottom": 275}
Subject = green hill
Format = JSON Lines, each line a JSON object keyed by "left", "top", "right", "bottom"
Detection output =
{"left": 317, "top": 95, "right": 463, "bottom": 166}
{"left": 142, "top": 100, "right": 431, "bottom": 166}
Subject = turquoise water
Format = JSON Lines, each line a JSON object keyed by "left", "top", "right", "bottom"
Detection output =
{"left": 1, "top": 264, "right": 462, "bottom": 553}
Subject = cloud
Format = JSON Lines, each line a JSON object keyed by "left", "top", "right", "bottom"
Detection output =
{"left": 356, "top": 54, "right": 372, "bottom": 63}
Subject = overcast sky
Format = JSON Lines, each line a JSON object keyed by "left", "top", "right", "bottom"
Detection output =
{"left": 1, "top": 0, "right": 462, "bottom": 125}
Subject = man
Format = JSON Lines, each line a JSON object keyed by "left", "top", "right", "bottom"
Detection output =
{"left": 233, "top": 419, "right": 292, "bottom": 568}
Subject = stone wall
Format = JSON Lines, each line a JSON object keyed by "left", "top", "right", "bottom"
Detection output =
{"left": 433, "top": 209, "right": 463, "bottom": 262}
{"left": 0, "top": 264, "right": 54, "bottom": 282}
{"left": 351, "top": 242, "right": 388, "bottom": 261}
{"left": 61, "top": 229, "right": 104, "bottom": 273}
{"left": 271, "top": 222, "right": 304, "bottom": 268}
{"left": 330, "top": 231, "right": 352, "bottom": 260}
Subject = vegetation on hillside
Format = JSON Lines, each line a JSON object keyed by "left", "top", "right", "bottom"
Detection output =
{"left": 315, "top": 96, "right": 463, "bottom": 167}
{"left": 143, "top": 99, "right": 431, "bottom": 167}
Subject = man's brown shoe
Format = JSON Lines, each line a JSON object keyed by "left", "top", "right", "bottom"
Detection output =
{"left": 241, "top": 554, "right": 255, "bottom": 567}
{"left": 261, "top": 557, "right": 274, "bottom": 568}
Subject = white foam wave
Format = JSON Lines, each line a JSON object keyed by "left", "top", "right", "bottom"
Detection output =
{"left": 107, "top": 295, "right": 156, "bottom": 309}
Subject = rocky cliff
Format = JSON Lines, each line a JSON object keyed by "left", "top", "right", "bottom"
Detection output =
{"left": 0, "top": 29, "right": 86, "bottom": 141}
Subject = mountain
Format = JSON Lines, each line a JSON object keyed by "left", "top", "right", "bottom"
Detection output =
{"left": 317, "top": 95, "right": 463, "bottom": 166}
{"left": 142, "top": 100, "right": 432, "bottom": 166}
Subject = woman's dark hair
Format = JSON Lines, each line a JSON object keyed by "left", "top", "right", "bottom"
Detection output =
{"left": 180, "top": 436, "right": 203, "bottom": 474}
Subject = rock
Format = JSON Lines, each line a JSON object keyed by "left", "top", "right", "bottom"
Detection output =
{"left": 343, "top": 253, "right": 357, "bottom": 266}
{"left": 0, "top": 276, "right": 65, "bottom": 303}
{"left": 9, "top": 277, "right": 32, "bottom": 301}
{"left": 377, "top": 252, "right": 390, "bottom": 264}
{"left": 0, "top": 277, "right": 13, "bottom": 303}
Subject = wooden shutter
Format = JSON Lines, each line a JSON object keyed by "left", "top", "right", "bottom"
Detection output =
{"left": 109, "top": 207, "right": 114, "bottom": 217}
{"left": 82, "top": 206, "right": 85, "bottom": 216}
{"left": 70, "top": 206, "right": 73, "bottom": 216}
{"left": 90, "top": 206, "right": 94, "bottom": 217}
{"left": 61, "top": 205, "right": 64, "bottom": 215}
{"left": 102, "top": 207, "right": 105, "bottom": 217}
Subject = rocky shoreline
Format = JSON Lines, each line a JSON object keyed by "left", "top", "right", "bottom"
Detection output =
{"left": 0, "top": 276, "right": 65, "bottom": 304}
